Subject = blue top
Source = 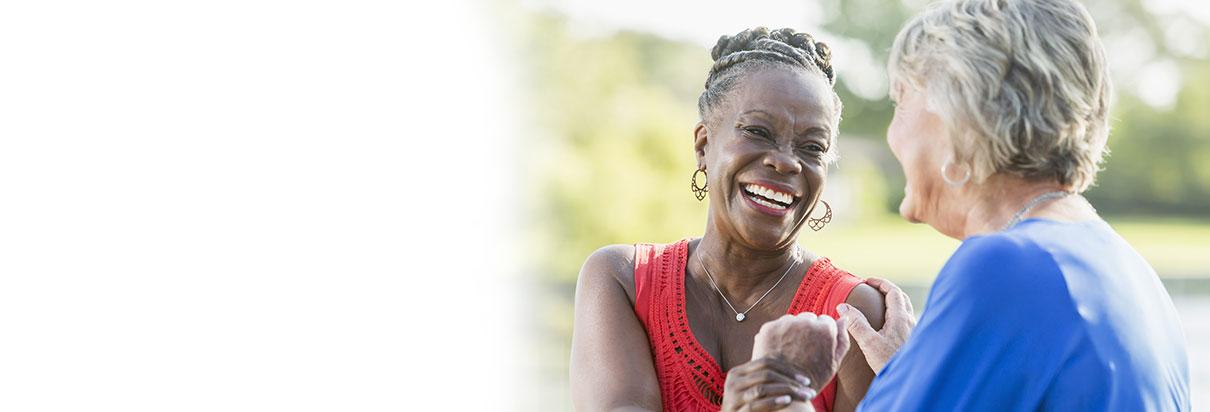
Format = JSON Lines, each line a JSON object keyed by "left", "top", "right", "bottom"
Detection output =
{"left": 859, "top": 218, "right": 1190, "bottom": 411}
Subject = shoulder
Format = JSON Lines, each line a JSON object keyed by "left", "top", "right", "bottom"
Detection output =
{"left": 824, "top": 259, "right": 886, "bottom": 330}
{"left": 949, "top": 232, "right": 1055, "bottom": 270}
{"left": 845, "top": 282, "right": 886, "bottom": 330}
{"left": 934, "top": 232, "right": 1073, "bottom": 312}
{"left": 581, "top": 244, "right": 635, "bottom": 277}
{"left": 944, "top": 233, "right": 1062, "bottom": 285}
{"left": 577, "top": 244, "right": 638, "bottom": 303}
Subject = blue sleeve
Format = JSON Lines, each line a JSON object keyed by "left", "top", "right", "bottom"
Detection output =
{"left": 858, "top": 234, "right": 1085, "bottom": 411}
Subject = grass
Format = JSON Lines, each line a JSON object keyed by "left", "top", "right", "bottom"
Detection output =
{"left": 1108, "top": 216, "right": 1210, "bottom": 278}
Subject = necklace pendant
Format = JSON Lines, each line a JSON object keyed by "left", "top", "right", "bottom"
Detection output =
{"left": 736, "top": 313, "right": 746, "bottom": 322}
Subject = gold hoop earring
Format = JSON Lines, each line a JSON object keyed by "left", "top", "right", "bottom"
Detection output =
{"left": 807, "top": 200, "right": 832, "bottom": 231}
{"left": 690, "top": 168, "right": 708, "bottom": 201}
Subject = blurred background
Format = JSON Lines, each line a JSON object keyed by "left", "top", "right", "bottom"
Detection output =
{"left": 507, "top": 0, "right": 1210, "bottom": 409}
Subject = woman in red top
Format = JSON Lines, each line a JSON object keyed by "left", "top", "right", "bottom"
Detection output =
{"left": 570, "top": 27, "right": 885, "bottom": 412}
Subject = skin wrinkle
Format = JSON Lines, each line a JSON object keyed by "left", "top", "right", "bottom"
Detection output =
{"left": 692, "top": 69, "right": 835, "bottom": 296}
{"left": 738, "top": 110, "right": 832, "bottom": 145}
{"left": 699, "top": 27, "right": 842, "bottom": 168}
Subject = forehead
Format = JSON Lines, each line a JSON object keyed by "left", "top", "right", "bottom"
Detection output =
{"left": 728, "top": 68, "right": 835, "bottom": 125}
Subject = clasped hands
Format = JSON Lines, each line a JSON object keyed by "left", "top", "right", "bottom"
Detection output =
{"left": 722, "top": 278, "right": 915, "bottom": 412}
{"left": 720, "top": 312, "right": 847, "bottom": 412}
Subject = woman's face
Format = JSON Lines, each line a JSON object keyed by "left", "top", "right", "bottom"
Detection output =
{"left": 697, "top": 68, "right": 835, "bottom": 250}
{"left": 886, "top": 86, "right": 960, "bottom": 235}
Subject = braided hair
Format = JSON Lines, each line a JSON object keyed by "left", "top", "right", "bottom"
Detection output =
{"left": 697, "top": 27, "right": 840, "bottom": 130}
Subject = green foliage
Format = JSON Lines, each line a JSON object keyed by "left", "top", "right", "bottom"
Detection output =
{"left": 521, "top": 15, "right": 711, "bottom": 283}
{"left": 1085, "top": 58, "right": 1210, "bottom": 215}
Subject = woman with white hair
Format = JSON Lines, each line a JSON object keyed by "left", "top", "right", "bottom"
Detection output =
{"left": 755, "top": 0, "right": 1192, "bottom": 410}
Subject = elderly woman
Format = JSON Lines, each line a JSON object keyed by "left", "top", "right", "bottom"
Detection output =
{"left": 764, "top": 0, "right": 1191, "bottom": 410}
{"left": 570, "top": 28, "right": 886, "bottom": 411}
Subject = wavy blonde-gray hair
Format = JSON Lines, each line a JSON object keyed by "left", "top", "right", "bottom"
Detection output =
{"left": 889, "top": 0, "right": 1112, "bottom": 192}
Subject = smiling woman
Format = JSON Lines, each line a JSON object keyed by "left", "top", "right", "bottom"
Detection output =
{"left": 569, "top": 27, "right": 885, "bottom": 412}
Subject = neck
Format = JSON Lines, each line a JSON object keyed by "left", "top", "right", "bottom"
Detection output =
{"left": 693, "top": 224, "right": 804, "bottom": 303}
{"left": 954, "top": 175, "right": 1088, "bottom": 239}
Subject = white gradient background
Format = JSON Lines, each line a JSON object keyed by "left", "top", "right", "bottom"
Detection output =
{"left": 0, "top": 1, "right": 519, "bottom": 410}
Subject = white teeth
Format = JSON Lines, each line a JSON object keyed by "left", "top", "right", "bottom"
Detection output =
{"left": 744, "top": 184, "right": 794, "bottom": 205}
{"left": 773, "top": 191, "right": 791, "bottom": 204}
{"left": 751, "top": 196, "right": 787, "bottom": 210}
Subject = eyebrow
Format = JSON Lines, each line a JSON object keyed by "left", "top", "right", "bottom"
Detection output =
{"left": 738, "top": 109, "right": 831, "bottom": 138}
{"left": 738, "top": 109, "right": 776, "bottom": 119}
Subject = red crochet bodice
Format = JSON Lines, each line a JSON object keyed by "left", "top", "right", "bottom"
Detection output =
{"left": 632, "top": 239, "right": 863, "bottom": 412}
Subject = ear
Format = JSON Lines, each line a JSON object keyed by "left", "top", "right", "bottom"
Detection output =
{"left": 693, "top": 122, "right": 709, "bottom": 170}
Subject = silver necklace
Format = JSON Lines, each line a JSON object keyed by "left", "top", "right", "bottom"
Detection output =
{"left": 695, "top": 247, "right": 801, "bottom": 322}
{"left": 1001, "top": 190, "right": 1071, "bottom": 231}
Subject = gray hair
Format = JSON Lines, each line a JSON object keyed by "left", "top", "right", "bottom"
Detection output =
{"left": 888, "top": 0, "right": 1112, "bottom": 191}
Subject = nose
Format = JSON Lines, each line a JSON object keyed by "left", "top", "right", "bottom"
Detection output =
{"left": 763, "top": 148, "right": 802, "bottom": 175}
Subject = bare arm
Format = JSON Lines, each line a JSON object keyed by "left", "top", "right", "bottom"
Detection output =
{"left": 833, "top": 284, "right": 886, "bottom": 412}
{"left": 570, "top": 245, "right": 662, "bottom": 412}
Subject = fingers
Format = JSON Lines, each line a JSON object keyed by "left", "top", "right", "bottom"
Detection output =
{"left": 731, "top": 355, "right": 806, "bottom": 381}
{"left": 832, "top": 314, "right": 850, "bottom": 362}
{"left": 753, "top": 314, "right": 804, "bottom": 359}
{"left": 740, "top": 382, "right": 816, "bottom": 404}
{"left": 864, "top": 277, "right": 897, "bottom": 294}
{"left": 886, "top": 289, "right": 913, "bottom": 320}
{"left": 727, "top": 357, "right": 812, "bottom": 393}
{"left": 725, "top": 357, "right": 816, "bottom": 412}
{"left": 865, "top": 277, "right": 914, "bottom": 321}
{"left": 743, "top": 393, "right": 803, "bottom": 412}
{"left": 836, "top": 303, "right": 878, "bottom": 345}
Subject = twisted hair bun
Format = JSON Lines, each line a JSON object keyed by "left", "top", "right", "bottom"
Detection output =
{"left": 698, "top": 27, "right": 838, "bottom": 122}
{"left": 709, "top": 27, "right": 834, "bottom": 85}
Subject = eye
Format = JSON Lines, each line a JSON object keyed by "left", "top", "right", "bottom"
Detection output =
{"left": 743, "top": 126, "right": 771, "bottom": 139}
{"left": 797, "top": 142, "right": 827, "bottom": 155}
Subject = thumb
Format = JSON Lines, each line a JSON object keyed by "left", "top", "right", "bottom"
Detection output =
{"left": 833, "top": 314, "right": 851, "bottom": 362}
{"left": 837, "top": 303, "right": 878, "bottom": 346}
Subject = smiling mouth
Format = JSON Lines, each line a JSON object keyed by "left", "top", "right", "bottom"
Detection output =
{"left": 741, "top": 183, "right": 797, "bottom": 211}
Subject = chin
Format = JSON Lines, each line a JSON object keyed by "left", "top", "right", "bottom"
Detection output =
{"left": 898, "top": 197, "right": 925, "bottom": 224}
{"left": 739, "top": 227, "right": 795, "bottom": 250}
{"left": 733, "top": 218, "right": 798, "bottom": 251}
{"left": 729, "top": 197, "right": 803, "bottom": 249}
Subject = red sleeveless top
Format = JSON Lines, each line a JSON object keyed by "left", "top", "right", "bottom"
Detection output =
{"left": 633, "top": 239, "right": 863, "bottom": 412}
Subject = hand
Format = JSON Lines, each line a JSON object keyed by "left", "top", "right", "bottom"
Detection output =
{"left": 837, "top": 277, "right": 916, "bottom": 374}
{"left": 721, "top": 357, "right": 816, "bottom": 412}
{"left": 751, "top": 312, "right": 850, "bottom": 392}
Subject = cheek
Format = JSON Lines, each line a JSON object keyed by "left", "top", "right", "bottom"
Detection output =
{"left": 888, "top": 118, "right": 935, "bottom": 194}
{"left": 887, "top": 121, "right": 918, "bottom": 171}
{"left": 808, "top": 161, "right": 827, "bottom": 181}
{"left": 886, "top": 116, "right": 909, "bottom": 159}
